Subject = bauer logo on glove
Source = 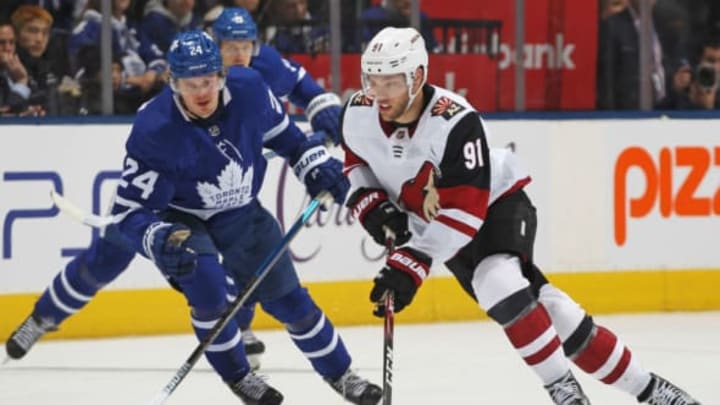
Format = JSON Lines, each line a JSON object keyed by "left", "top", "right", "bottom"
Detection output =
{"left": 369, "top": 247, "right": 432, "bottom": 315}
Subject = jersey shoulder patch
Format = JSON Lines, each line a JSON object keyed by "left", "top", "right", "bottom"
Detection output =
{"left": 431, "top": 96, "right": 466, "bottom": 120}
{"left": 349, "top": 92, "right": 373, "bottom": 107}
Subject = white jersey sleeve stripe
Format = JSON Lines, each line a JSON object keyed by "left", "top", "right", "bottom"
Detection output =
{"left": 296, "top": 66, "right": 307, "bottom": 82}
{"left": 262, "top": 114, "right": 289, "bottom": 143}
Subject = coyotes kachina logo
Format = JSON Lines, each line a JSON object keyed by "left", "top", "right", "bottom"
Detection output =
{"left": 350, "top": 93, "right": 373, "bottom": 107}
{"left": 431, "top": 96, "right": 465, "bottom": 120}
{"left": 399, "top": 162, "right": 441, "bottom": 222}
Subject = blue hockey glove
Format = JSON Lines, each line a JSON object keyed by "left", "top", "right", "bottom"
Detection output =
{"left": 142, "top": 222, "right": 198, "bottom": 277}
{"left": 306, "top": 93, "right": 342, "bottom": 146}
{"left": 291, "top": 137, "right": 349, "bottom": 204}
{"left": 307, "top": 130, "right": 330, "bottom": 146}
{"left": 370, "top": 247, "right": 432, "bottom": 316}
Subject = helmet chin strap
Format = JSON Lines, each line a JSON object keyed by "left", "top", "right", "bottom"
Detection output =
{"left": 403, "top": 87, "right": 420, "bottom": 115}
{"left": 402, "top": 72, "right": 425, "bottom": 115}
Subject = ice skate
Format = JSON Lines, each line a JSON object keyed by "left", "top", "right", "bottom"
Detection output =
{"left": 5, "top": 314, "right": 56, "bottom": 360}
{"left": 228, "top": 372, "right": 283, "bottom": 405}
{"left": 242, "top": 328, "right": 265, "bottom": 371}
{"left": 639, "top": 373, "right": 701, "bottom": 405}
{"left": 325, "top": 368, "right": 382, "bottom": 405}
{"left": 545, "top": 371, "right": 591, "bottom": 405}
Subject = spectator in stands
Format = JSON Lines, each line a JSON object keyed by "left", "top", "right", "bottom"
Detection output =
{"left": 699, "top": 35, "right": 720, "bottom": 73}
{"left": 361, "top": 0, "right": 437, "bottom": 52}
{"left": 69, "top": 0, "right": 167, "bottom": 114}
{"left": 11, "top": 5, "right": 68, "bottom": 115}
{"left": 600, "top": 0, "right": 627, "bottom": 20}
{"left": 264, "top": 0, "right": 328, "bottom": 54}
{"left": 654, "top": 0, "right": 711, "bottom": 81}
{"left": 1, "top": 2, "right": 24, "bottom": 24}
{"left": 204, "top": 0, "right": 265, "bottom": 25}
{"left": 236, "top": 0, "right": 263, "bottom": 16}
{"left": 0, "top": 20, "right": 44, "bottom": 116}
{"left": 20, "top": 1, "right": 76, "bottom": 97}
{"left": 141, "top": 0, "right": 200, "bottom": 54}
{"left": 20, "top": 0, "right": 83, "bottom": 33}
{"left": 657, "top": 37, "right": 720, "bottom": 109}
{"left": 662, "top": 58, "right": 693, "bottom": 105}
{"left": 596, "top": 0, "right": 666, "bottom": 109}
{"left": 709, "top": 1, "right": 720, "bottom": 38}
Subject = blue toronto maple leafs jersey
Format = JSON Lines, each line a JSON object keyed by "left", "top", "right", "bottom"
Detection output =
{"left": 110, "top": 66, "right": 306, "bottom": 254}
{"left": 250, "top": 44, "right": 325, "bottom": 109}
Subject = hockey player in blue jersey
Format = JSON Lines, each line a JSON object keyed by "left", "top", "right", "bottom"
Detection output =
{"left": 5, "top": 8, "right": 345, "bottom": 374}
{"left": 57, "top": 30, "right": 377, "bottom": 404}
{"left": 211, "top": 7, "right": 343, "bottom": 145}
{"left": 205, "top": 5, "right": 345, "bottom": 360}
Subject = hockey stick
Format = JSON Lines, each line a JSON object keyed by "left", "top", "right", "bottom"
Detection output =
{"left": 146, "top": 192, "right": 331, "bottom": 405}
{"left": 50, "top": 190, "right": 118, "bottom": 228}
{"left": 381, "top": 233, "right": 396, "bottom": 405}
{"left": 382, "top": 290, "right": 395, "bottom": 405}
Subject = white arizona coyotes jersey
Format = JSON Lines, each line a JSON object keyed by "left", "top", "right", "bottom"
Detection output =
{"left": 342, "top": 85, "right": 530, "bottom": 264}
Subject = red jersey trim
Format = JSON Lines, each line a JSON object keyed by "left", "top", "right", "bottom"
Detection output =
{"left": 438, "top": 186, "right": 489, "bottom": 219}
{"left": 435, "top": 214, "right": 478, "bottom": 238}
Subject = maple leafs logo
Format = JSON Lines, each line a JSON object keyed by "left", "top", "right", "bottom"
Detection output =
{"left": 196, "top": 160, "right": 254, "bottom": 209}
{"left": 399, "top": 162, "right": 440, "bottom": 222}
{"left": 431, "top": 96, "right": 465, "bottom": 120}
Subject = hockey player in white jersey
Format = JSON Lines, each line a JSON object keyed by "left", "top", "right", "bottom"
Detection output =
{"left": 342, "top": 27, "right": 701, "bottom": 405}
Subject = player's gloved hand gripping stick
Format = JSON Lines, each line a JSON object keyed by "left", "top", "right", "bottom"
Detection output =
{"left": 370, "top": 229, "right": 432, "bottom": 405}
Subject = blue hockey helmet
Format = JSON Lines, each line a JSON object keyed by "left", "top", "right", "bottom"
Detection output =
{"left": 212, "top": 7, "right": 258, "bottom": 42}
{"left": 167, "top": 30, "right": 223, "bottom": 79}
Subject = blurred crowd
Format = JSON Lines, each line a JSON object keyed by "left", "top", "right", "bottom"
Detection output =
{"left": 0, "top": 0, "right": 441, "bottom": 117}
{"left": 598, "top": 0, "right": 720, "bottom": 110}
{"left": 3, "top": 0, "right": 720, "bottom": 117}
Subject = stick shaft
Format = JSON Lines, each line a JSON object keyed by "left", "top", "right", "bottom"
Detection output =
{"left": 382, "top": 234, "right": 396, "bottom": 405}
{"left": 147, "top": 194, "right": 329, "bottom": 405}
{"left": 382, "top": 291, "right": 394, "bottom": 405}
